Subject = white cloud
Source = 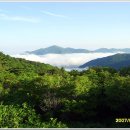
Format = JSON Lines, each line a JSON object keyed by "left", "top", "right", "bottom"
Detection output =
{"left": 12, "top": 53, "right": 115, "bottom": 68}
{"left": 0, "top": 13, "right": 40, "bottom": 23}
{"left": 41, "top": 10, "right": 68, "bottom": 19}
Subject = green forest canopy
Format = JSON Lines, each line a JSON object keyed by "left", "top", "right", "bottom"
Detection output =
{"left": 0, "top": 52, "right": 130, "bottom": 128}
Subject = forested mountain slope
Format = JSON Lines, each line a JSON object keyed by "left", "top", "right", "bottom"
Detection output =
{"left": 0, "top": 52, "right": 59, "bottom": 75}
{"left": 80, "top": 53, "right": 130, "bottom": 69}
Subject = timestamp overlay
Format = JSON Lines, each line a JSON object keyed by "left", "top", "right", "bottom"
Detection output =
{"left": 116, "top": 118, "right": 130, "bottom": 123}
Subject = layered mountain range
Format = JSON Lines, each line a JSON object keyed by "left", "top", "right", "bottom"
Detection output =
{"left": 23, "top": 45, "right": 130, "bottom": 70}
{"left": 26, "top": 45, "right": 130, "bottom": 55}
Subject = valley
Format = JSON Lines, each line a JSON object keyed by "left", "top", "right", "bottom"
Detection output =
{"left": 12, "top": 45, "right": 122, "bottom": 71}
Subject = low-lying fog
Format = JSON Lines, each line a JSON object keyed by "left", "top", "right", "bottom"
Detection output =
{"left": 12, "top": 53, "right": 116, "bottom": 71}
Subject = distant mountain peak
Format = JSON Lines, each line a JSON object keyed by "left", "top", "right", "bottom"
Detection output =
{"left": 27, "top": 45, "right": 90, "bottom": 55}
{"left": 47, "top": 45, "right": 62, "bottom": 48}
{"left": 26, "top": 45, "right": 130, "bottom": 55}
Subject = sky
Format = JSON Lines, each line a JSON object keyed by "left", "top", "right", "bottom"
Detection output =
{"left": 0, "top": 2, "right": 130, "bottom": 54}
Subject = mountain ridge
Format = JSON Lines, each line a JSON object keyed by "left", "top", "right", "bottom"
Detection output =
{"left": 26, "top": 45, "right": 130, "bottom": 55}
{"left": 26, "top": 45, "right": 90, "bottom": 55}
{"left": 79, "top": 53, "right": 130, "bottom": 69}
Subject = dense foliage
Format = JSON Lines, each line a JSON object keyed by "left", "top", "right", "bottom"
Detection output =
{"left": 0, "top": 52, "right": 130, "bottom": 128}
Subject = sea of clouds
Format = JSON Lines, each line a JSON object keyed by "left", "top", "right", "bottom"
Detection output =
{"left": 12, "top": 53, "right": 116, "bottom": 70}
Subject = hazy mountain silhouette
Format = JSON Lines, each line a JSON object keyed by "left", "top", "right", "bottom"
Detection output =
{"left": 26, "top": 45, "right": 90, "bottom": 55}
{"left": 26, "top": 45, "right": 130, "bottom": 55}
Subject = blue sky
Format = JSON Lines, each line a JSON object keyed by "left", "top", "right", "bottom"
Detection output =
{"left": 0, "top": 2, "right": 130, "bottom": 54}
